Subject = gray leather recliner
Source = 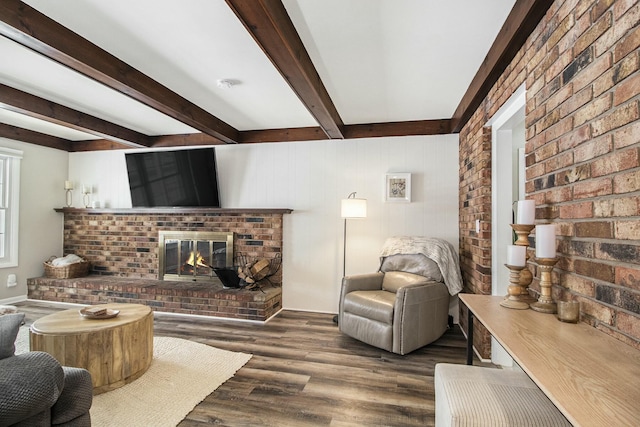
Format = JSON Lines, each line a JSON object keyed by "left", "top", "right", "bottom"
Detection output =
{"left": 339, "top": 270, "right": 450, "bottom": 355}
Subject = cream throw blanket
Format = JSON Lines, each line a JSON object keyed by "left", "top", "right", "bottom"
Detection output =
{"left": 379, "top": 236, "right": 464, "bottom": 295}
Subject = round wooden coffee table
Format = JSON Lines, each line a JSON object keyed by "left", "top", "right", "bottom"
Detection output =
{"left": 30, "top": 303, "right": 153, "bottom": 394}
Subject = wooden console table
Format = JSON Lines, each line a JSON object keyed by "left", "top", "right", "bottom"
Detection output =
{"left": 460, "top": 294, "right": 640, "bottom": 426}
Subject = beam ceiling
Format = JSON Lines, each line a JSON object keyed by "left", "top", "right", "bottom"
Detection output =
{"left": 451, "top": 0, "right": 555, "bottom": 132}
{"left": 226, "top": 0, "right": 345, "bottom": 140}
{"left": 0, "top": 0, "right": 239, "bottom": 144}
{"left": 0, "top": 0, "right": 550, "bottom": 152}
{"left": 0, "top": 84, "right": 151, "bottom": 147}
{"left": 0, "top": 122, "right": 72, "bottom": 151}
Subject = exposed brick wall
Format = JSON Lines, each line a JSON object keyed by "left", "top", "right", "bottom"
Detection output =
{"left": 60, "top": 209, "right": 285, "bottom": 282}
{"left": 460, "top": 0, "right": 640, "bottom": 358}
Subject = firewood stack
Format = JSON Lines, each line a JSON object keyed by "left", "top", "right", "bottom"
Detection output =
{"left": 236, "top": 253, "right": 281, "bottom": 290}
{"left": 238, "top": 258, "right": 269, "bottom": 289}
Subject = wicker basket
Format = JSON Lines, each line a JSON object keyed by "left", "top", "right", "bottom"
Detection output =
{"left": 44, "top": 256, "right": 90, "bottom": 279}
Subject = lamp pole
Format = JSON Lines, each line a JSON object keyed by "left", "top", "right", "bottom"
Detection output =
{"left": 336, "top": 192, "right": 367, "bottom": 324}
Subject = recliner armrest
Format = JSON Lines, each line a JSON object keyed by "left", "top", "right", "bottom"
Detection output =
{"left": 394, "top": 280, "right": 448, "bottom": 305}
{"left": 342, "top": 272, "right": 384, "bottom": 294}
{"left": 0, "top": 351, "right": 64, "bottom": 426}
{"left": 338, "top": 273, "right": 385, "bottom": 325}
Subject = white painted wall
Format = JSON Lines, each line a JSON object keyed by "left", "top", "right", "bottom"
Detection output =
{"left": 67, "top": 134, "right": 460, "bottom": 313}
{"left": 0, "top": 138, "right": 68, "bottom": 303}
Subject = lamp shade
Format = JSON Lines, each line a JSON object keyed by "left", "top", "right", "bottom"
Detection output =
{"left": 341, "top": 197, "right": 367, "bottom": 218}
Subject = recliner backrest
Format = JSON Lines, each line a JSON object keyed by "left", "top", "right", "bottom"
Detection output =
{"left": 382, "top": 271, "right": 432, "bottom": 293}
{"left": 380, "top": 254, "right": 443, "bottom": 282}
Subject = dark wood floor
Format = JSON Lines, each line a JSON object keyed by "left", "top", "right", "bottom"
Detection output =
{"left": 15, "top": 301, "right": 473, "bottom": 427}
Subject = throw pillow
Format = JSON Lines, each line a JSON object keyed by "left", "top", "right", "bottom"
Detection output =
{"left": 0, "top": 312, "right": 25, "bottom": 359}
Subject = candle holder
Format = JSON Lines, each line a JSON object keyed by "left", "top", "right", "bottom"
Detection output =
{"left": 511, "top": 223, "right": 536, "bottom": 303}
{"left": 64, "top": 181, "right": 73, "bottom": 208}
{"left": 500, "top": 264, "right": 530, "bottom": 309}
{"left": 82, "top": 185, "right": 91, "bottom": 208}
{"left": 512, "top": 223, "right": 535, "bottom": 246}
{"left": 531, "top": 257, "right": 559, "bottom": 313}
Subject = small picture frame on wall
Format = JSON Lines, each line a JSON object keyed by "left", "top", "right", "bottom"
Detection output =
{"left": 384, "top": 173, "right": 411, "bottom": 203}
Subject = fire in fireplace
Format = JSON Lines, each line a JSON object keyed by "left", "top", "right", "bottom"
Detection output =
{"left": 158, "top": 231, "right": 234, "bottom": 282}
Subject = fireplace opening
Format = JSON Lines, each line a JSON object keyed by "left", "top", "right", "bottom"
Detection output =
{"left": 159, "top": 231, "right": 233, "bottom": 282}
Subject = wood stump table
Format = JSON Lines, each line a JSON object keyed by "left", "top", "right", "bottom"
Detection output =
{"left": 30, "top": 303, "right": 153, "bottom": 395}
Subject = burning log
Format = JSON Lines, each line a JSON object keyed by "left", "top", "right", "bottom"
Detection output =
{"left": 185, "top": 251, "right": 211, "bottom": 268}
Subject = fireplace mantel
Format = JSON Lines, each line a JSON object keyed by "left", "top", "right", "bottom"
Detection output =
{"left": 55, "top": 207, "right": 293, "bottom": 215}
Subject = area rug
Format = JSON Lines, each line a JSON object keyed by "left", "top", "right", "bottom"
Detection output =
{"left": 15, "top": 327, "right": 251, "bottom": 427}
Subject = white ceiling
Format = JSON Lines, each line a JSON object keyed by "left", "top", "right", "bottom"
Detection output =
{"left": 0, "top": 0, "right": 516, "bottom": 143}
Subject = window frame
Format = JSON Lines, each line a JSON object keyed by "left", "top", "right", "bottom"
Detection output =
{"left": 0, "top": 147, "right": 22, "bottom": 268}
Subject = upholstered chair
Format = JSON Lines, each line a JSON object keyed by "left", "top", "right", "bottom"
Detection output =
{"left": 339, "top": 270, "right": 450, "bottom": 355}
{"left": 0, "top": 313, "right": 93, "bottom": 427}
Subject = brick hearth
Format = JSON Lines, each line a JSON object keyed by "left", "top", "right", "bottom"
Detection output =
{"left": 27, "top": 276, "right": 282, "bottom": 322}
{"left": 27, "top": 208, "right": 291, "bottom": 321}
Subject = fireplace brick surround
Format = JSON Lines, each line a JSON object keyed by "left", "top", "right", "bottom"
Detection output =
{"left": 27, "top": 207, "right": 291, "bottom": 321}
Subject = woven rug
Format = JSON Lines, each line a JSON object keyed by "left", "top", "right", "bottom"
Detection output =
{"left": 15, "top": 327, "right": 251, "bottom": 427}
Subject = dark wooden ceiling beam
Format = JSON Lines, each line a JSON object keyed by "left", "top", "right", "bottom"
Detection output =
{"left": 450, "top": 0, "right": 555, "bottom": 133}
{"left": 138, "top": 119, "right": 452, "bottom": 146}
{"left": 344, "top": 120, "right": 451, "bottom": 139}
{"left": 69, "top": 140, "right": 134, "bottom": 152}
{"left": 226, "top": 0, "right": 344, "bottom": 140}
{"left": 151, "top": 133, "right": 225, "bottom": 148}
{"left": 240, "top": 127, "right": 327, "bottom": 143}
{"left": 0, "top": 0, "right": 240, "bottom": 143}
{"left": 0, "top": 122, "right": 72, "bottom": 150}
{"left": 0, "top": 84, "right": 151, "bottom": 147}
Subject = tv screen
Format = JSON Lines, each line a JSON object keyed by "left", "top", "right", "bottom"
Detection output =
{"left": 125, "top": 148, "right": 221, "bottom": 208}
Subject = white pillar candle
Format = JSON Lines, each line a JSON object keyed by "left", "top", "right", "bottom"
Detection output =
{"left": 507, "top": 245, "right": 526, "bottom": 266}
{"left": 516, "top": 200, "right": 535, "bottom": 224}
{"left": 536, "top": 224, "right": 557, "bottom": 258}
{"left": 64, "top": 180, "right": 73, "bottom": 190}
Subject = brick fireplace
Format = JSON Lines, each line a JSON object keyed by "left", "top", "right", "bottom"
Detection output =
{"left": 27, "top": 207, "right": 292, "bottom": 321}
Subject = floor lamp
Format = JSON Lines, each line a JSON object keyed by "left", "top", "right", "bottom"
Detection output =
{"left": 334, "top": 192, "right": 367, "bottom": 324}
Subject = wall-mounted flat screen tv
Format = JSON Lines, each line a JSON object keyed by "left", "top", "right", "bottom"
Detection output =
{"left": 125, "top": 148, "right": 221, "bottom": 208}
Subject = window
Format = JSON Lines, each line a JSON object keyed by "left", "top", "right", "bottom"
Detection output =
{"left": 0, "top": 147, "right": 22, "bottom": 268}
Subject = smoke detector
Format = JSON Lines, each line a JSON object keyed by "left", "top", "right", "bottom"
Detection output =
{"left": 216, "top": 79, "right": 235, "bottom": 89}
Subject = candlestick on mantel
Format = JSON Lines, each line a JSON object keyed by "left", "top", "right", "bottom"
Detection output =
{"left": 536, "top": 224, "right": 557, "bottom": 258}
{"left": 64, "top": 181, "right": 73, "bottom": 207}
{"left": 516, "top": 200, "right": 535, "bottom": 224}
{"left": 82, "top": 184, "right": 92, "bottom": 208}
